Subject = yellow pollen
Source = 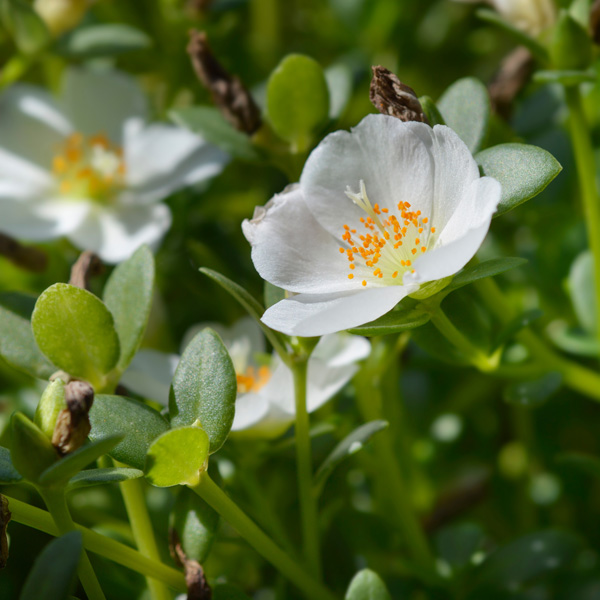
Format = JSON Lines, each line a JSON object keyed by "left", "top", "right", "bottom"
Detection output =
{"left": 392, "top": 271, "right": 398, "bottom": 278}
{"left": 348, "top": 274, "right": 354, "bottom": 279}
{"left": 431, "top": 227, "right": 436, "bottom": 233}
{"left": 236, "top": 365, "right": 272, "bottom": 394}
{"left": 362, "top": 280, "right": 367, "bottom": 286}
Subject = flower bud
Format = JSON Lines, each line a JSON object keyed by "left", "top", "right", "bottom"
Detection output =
{"left": 33, "top": 0, "right": 88, "bottom": 37}
{"left": 550, "top": 11, "right": 593, "bottom": 70}
{"left": 34, "top": 378, "right": 67, "bottom": 439}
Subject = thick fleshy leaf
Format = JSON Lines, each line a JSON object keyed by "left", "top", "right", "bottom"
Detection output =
{"left": 345, "top": 569, "right": 392, "bottom": 600}
{"left": 169, "top": 329, "right": 236, "bottom": 454}
{"left": 468, "top": 530, "right": 581, "bottom": 596}
{"left": 558, "top": 452, "right": 600, "bottom": 479}
{"left": 0, "top": 447, "right": 22, "bottom": 484}
{"left": 533, "top": 69, "right": 596, "bottom": 85}
{"left": 170, "top": 106, "right": 261, "bottom": 161}
{"left": 314, "top": 421, "right": 388, "bottom": 495}
{"left": 492, "top": 309, "right": 543, "bottom": 350}
{"left": 504, "top": 372, "right": 563, "bottom": 409}
{"left": 170, "top": 486, "right": 219, "bottom": 563}
{"left": 19, "top": 531, "right": 82, "bottom": 600}
{"left": 58, "top": 24, "right": 152, "bottom": 58}
{"left": 435, "top": 523, "right": 485, "bottom": 571}
{"left": 419, "top": 95, "right": 445, "bottom": 126}
{"left": 437, "top": 77, "right": 489, "bottom": 153}
{"left": 347, "top": 307, "right": 430, "bottom": 336}
{"left": 567, "top": 250, "right": 596, "bottom": 335}
{"left": 0, "top": 292, "right": 55, "bottom": 379}
{"left": 103, "top": 245, "right": 155, "bottom": 371}
{"left": 444, "top": 258, "right": 528, "bottom": 294}
{"left": 200, "top": 268, "right": 288, "bottom": 359}
{"left": 145, "top": 426, "right": 210, "bottom": 487}
{"left": 35, "top": 379, "right": 67, "bottom": 439}
{"left": 1, "top": 0, "right": 50, "bottom": 54}
{"left": 32, "top": 283, "right": 120, "bottom": 388}
{"left": 38, "top": 435, "right": 124, "bottom": 487}
{"left": 266, "top": 54, "right": 330, "bottom": 150}
{"left": 10, "top": 412, "right": 58, "bottom": 482}
{"left": 89, "top": 395, "right": 169, "bottom": 470}
{"left": 475, "top": 144, "right": 562, "bottom": 217}
{"left": 66, "top": 467, "right": 144, "bottom": 492}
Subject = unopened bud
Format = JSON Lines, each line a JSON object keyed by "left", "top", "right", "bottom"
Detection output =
{"left": 33, "top": 0, "right": 88, "bottom": 37}
{"left": 170, "top": 531, "right": 212, "bottom": 600}
{"left": 35, "top": 378, "right": 67, "bottom": 439}
{"left": 0, "top": 495, "right": 10, "bottom": 569}
{"left": 187, "top": 30, "right": 262, "bottom": 134}
{"left": 52, "top": 380, "right": 94, "bottom": 455}
{"left": 369, "top": 66, "right": 428, "bottom": 124}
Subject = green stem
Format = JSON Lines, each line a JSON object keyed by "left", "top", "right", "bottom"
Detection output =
{"left": 190, "top": 474, "right": 337, "bottom": 600}
{"left": 475, "top": 277, "right": 600, "bottom": 402}
{"left": 565, "top": 85, "right": 600, "bottom": 352}
{"left": 354, "top": 347, "right": 433, "bottom": 570}
{"left": 118, "top": 473, "right": 172, "bottom": 600}
{"left": 291, "top": 356, "right": 322, "bottom": 579}
{"left": 6, "top": 495, "right": 186, "bottom": 592}
{"left": 39, "top": 488, "right": 106, "bottom": 600}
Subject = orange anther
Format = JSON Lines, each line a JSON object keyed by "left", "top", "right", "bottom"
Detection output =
{"left": 362, "top": 280, "right": 367, "bottom": 287}
{"left": 412, "top": 248, "right": 417, "bottom": 255}
{"left": 421, "top": 247, "right": 426, "bottom": 252}
{"left": 348, "top": 274, "right": 354, "bottom": 279}
{"left": 392, "top": 271, "right": 398, "bottom": 278}
{"left": 349, "top": 263, "right": 355, "bottom": 269}
{"left": 431, "top": 227, "right": 436, "bottom": 233}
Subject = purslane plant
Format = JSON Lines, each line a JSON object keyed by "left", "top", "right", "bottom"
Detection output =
{"left": 243, "top": 115, "right": 501, "bottom": 336}
{"left": 0, "top": 67, "right": 227, "bottom": 263}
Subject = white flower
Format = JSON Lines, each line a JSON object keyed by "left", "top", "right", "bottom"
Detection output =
{"left": 122, "top": 317, "right": 370, "bottom": 439}
{"left": 242, "top": 115, "right": 501, "bottom": 337}
{"left": 0, "top": 68, "right": 227, "bottom": 263}
{"left": 454, "top": 0, "right": 556, "bottom": 36}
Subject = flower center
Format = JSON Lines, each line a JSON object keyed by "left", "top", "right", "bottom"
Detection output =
{"left": 340, "top": 180, "right": 436, "bottom": 286}
{"left": 52, "top": 132, "right": 126, "bottom": 202}
{"left": 236, "top": 365, "right": 272, "bottom": 394}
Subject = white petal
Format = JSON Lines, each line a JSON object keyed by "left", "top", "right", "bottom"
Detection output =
{"left": 306, "top": 362, "right": 360, "bottom": 413}
{"left": 231, "top": 392, "right": 292, "bottom": 438}
{"left": 67, "top": 203, "right": 172, "bottom": 264}
{"left": 123, "top": 123, "right": 228, "bottom": 203}
{"left": 262, "top": 285, "right": 416, "bottom": 336}
{"left": 62, "top": 68, "right": 148, "bottom": 144}
{"left": 0, "top": 84, "right": 71, "bottom": 173}
{"left": 405, "top": 176, "right": 501, "bottom": 284}
{"left": 300, "top": 114, "right": 434, "bottom": 239}
{"left": 120, "top": 349, "right": 179, "bottom": 405}
{"left": 243, "top": 186, "right": 364, "bottom": 294}
{"left": 313, "top": 333, "right": 371, "bottom": 367}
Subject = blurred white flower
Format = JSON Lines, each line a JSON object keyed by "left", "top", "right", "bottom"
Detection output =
{"left": 0, "top": 68, "right": 227, "bottom": 263}
{"left": 454, "top": 0, "right": 556, "bottom": 36}
{"left": 122, "top": 317, "right": 370, "bottom": 438}
{"left": 243, "top": 115, "right": 501, "bottom": 336}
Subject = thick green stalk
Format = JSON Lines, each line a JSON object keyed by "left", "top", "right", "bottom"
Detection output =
{"left": 118, "top": 474, "right": 172, "bottom": 600}
{"left": 190, "top": 474, "right": 337, "bottom": 600}
{"left": 7, "top": 495, "right": 186, "bottom": 591}
{"left": 291, "top": 356, "right": 322, "bottom": 579}
{"left": 39, "top": 488, "right": 106, "bottom": 600}
{"left": 565, "top": 85, "right": 600, "bottom": 351}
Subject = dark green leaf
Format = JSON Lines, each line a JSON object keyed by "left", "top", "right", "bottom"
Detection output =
{"left": 345, "top": 569, "right": 392, "bottom": 600}
{"left": 314, "top": 421, "right": 388, "bottom": 495}
{"left": 475, "top": 144, "right": 562, "bottom": 217}
{"left": 103, "top": 245, "right": 155, "bottom": 371}
{"left": 438, "top": 77, "right": 489, "bottom": 153}
{"left": 66, "top": 467, "right": 144, "bottom": 492}
{"left": 558, "top": 452, "right": 600, "bottom": 479}
{"left": 264, "top": 281, "right": 286, "bottom": 309}
{"left": 170, "top": 106, "right": 261, "bottom": 161}
{"left": 0, "top": 0, "right": 50, "bottom": 54}
{"left": 89, "top": 395, "right": 169, "bottom": 470}
{"left": 57, "top": 24, "right": 152, "bottom": 58}
{"left": 435, "top": 522, "right": 485, "bottom": 571}
{"left": 347, "top": 307, "right": 430, "bottom": 336}
{"left": 19, "top": 531, "right": 82, "bottom": 600}
{"left": 549, "top": 12, "right": 592, "bottom": 70}
{"left": 419, "top": 95, "right": 445, "bottom": 126}
{"left": 504, "top": 372, "right": 562, "bottom": 409}
{"left": 266, "top": 54, "right": 329, "bottom": 151}
{"left": 32, "top": 284, "right": 120, "bottom": 389}
{"left": 213, "top": 584, "right": 252, "bottom": 600}
{"left": 446, "top": 258, "right": 527, "bottom": 293}
{"left": 533, "top": 69, "right": 596, "bottom": 86}
{"left": 547, "top": 322, "right": 599, "bottom": 357}
{"left": 169, "top": 329, "right": 236, "bottom": 454}
{"left": 0, "top": 292, "right": 55, "bottom": 379}
{"left": 38, "top": 435, "right": 124, "bottom": 487}
{"left": 170, "top": 486, "right": 219, "bottom": 563}
{"left": 0, "top": 446, "right": 22, "bottom": 484}
{"left": 145, "top": 426, "right": 210, "bottom": 487}
{"left": 492, "top": 309, "right": 543, "bottom": 350}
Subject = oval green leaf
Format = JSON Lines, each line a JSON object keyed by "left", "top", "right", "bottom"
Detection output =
{"left": 145, "top": 426, "right": 210, "bottom": 488}
{"left": 1, "top": 0, "right": 50, "bottom": 55}
{"left": 103, "top": 245, "right": 155, "bottom": 371}
{"left": 345, "top": 569, "right": 392, "bottom": 600}
{"left": 266, "top": 54, "right": 330, "bottom": 151}
{"left": 567, "top": 250, "right": 596, "bottom": 335}
{"left": 475, "top": 144, "right": 562, "bottom": 217}
{"left": 89, "top": 395, "right": 169, "bottom": 470}
{"left": 169, "top": 328, "right": 237, "bottom": 454}
{"left": 19, "top": 531, "right": 82, "bottom": 600}
{"left": 66, "top": 467, "right": 144, "bottom": 492}
{"left": 445, "top": 258, "right": 528, "bottom": 294}
{"left": 347, "top": 307, "right": 430, "bottom": 336}
{"left": 32, "top": 283, "right": 120, "bottom": 388}
{"left": 504, "top": 372, "right": 563, "bottom": 409}
{"left": 438, "top": 77, "right": 489, "bottom": 154}
{"left": 0, "top": 447, "right": 22, "bottom": 484}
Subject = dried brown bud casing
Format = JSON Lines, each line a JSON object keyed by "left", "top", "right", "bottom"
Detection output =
{"left": 170, "top": 530, "right": 212, "bottom": 600}
{"left": 52, "top": 380, "right": 94, "bottom": 455}
{"left": 187, "top": 30, "right": 261, "bottom": 135}
{"left": 370, "top": 66, "right": 428, "bottom": 124}
{"left": 0, "top": 495, "right": 10, "bottom": 569}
